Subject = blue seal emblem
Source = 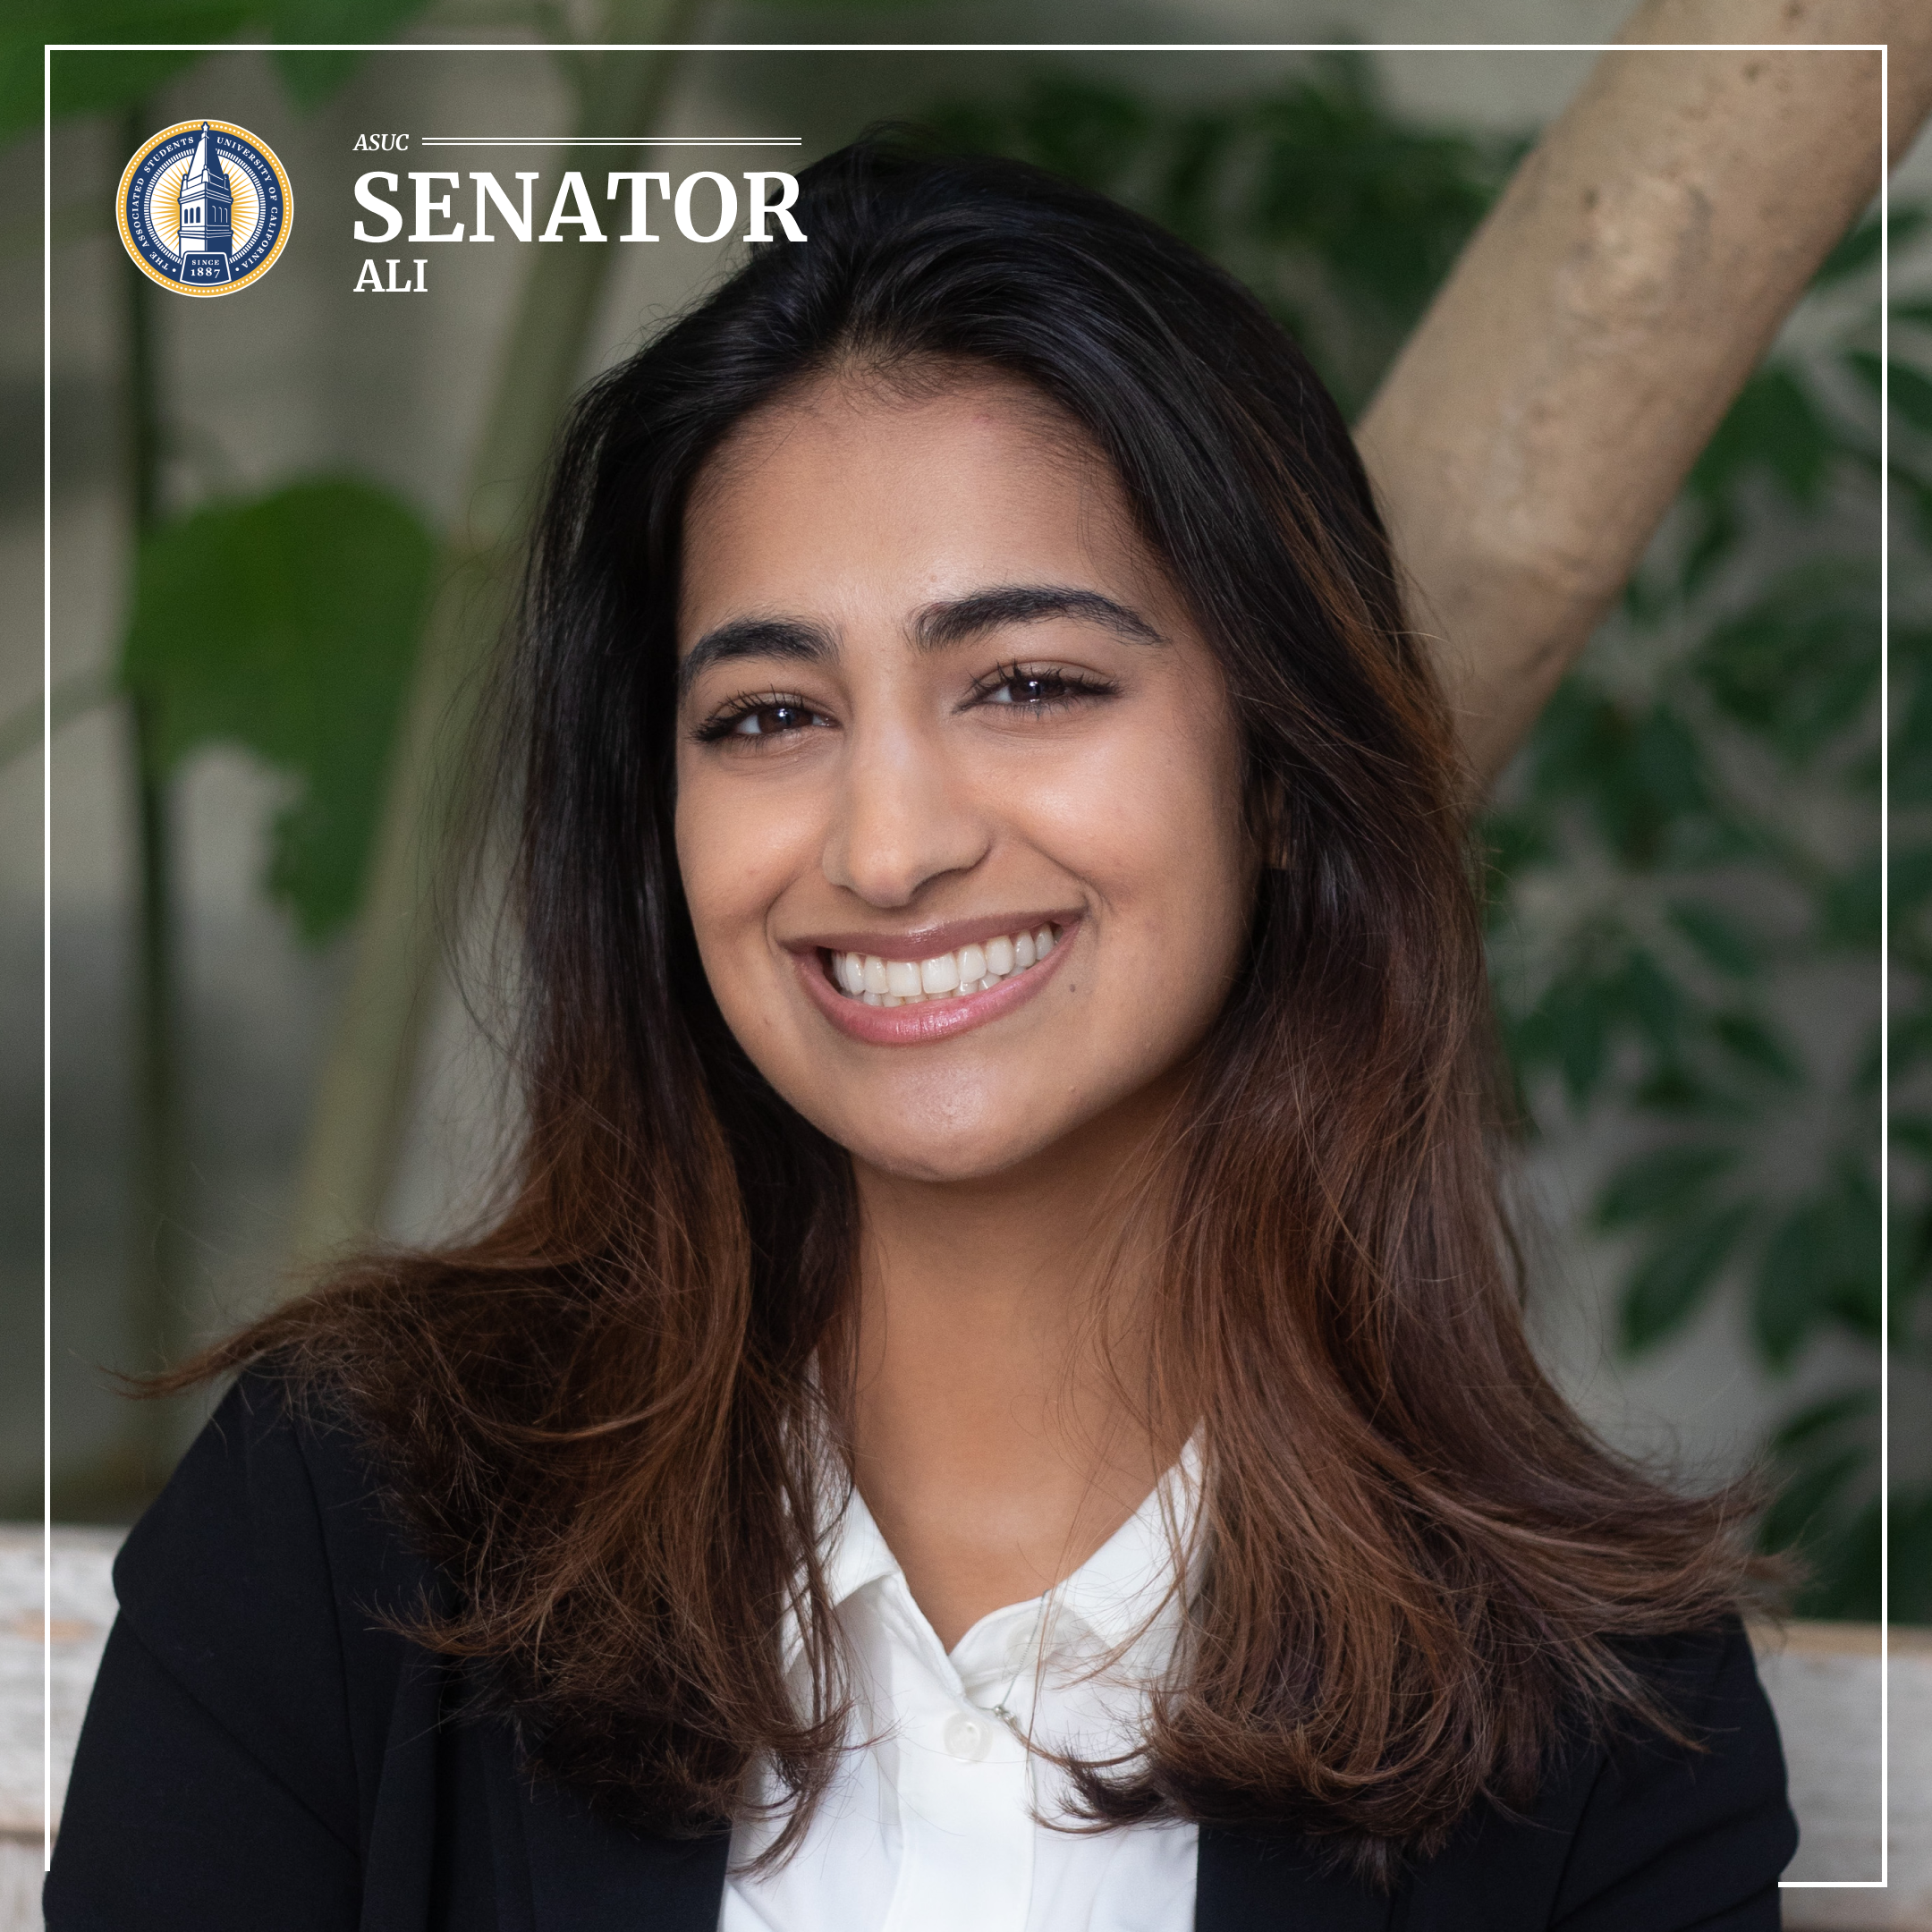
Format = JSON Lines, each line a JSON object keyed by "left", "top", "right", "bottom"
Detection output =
{"left": 116, "top": 119, "right": 292, "bottom": 297}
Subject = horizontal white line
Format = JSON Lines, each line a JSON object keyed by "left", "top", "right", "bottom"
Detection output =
{"left": 418, "top": 136, "right": 801, "bottom": 145}
{"left": 42, "top": 40, "right": 1891, "bottom": 53}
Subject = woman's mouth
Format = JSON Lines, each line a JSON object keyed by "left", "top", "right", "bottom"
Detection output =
{"left": 823, "top": 924, "right": 1061, "bottom": 1004}
{"left": 792, "top": 919, "right": 1076, "bottom": 1045}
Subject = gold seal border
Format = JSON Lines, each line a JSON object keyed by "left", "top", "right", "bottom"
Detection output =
{"left": 115, "top": 118, "right": 294, "bottom": 299}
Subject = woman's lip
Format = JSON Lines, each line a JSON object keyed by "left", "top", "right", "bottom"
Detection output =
{"left": 787, "top": 911, "right": 1081, "bottom": 962}
{"left": 793, "top": 919, "right": 1078, "bottom": 1046}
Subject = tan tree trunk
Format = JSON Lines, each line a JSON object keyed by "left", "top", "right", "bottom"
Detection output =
{"left": 1357, "top": 0, "right": 1932, "bottom": 790}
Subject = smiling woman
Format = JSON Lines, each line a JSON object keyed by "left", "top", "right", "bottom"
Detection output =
{"left": 675, "top": 371, "right": 1251, "bottom": 1177}
{"left": 47, "top": 136, "right": 1794, "bottom": 1932}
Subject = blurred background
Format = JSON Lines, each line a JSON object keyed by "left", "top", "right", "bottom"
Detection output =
{"left": 5, "top": 1, "right": 1925, "bottom": 1626}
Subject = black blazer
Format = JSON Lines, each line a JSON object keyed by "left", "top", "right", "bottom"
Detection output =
{"left": 46, "top": 1375, "right": 1798, "bottom": 1931}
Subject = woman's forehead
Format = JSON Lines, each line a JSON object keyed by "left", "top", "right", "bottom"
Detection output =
{"left": 678, "top": 372, "right": 1152, "bottom": 645}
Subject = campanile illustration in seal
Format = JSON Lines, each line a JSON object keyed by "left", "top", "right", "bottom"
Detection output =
{"left": 175, "top": 123, "right": 235, "bottom": 278}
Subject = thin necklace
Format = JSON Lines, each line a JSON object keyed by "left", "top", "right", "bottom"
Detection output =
{"left": 988, "top": 1594, "right": 1055, "bottom": 1736}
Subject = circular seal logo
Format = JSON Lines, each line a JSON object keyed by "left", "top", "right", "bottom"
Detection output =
{"left": 116, "top": 119, "right": 292, "bottom": 297}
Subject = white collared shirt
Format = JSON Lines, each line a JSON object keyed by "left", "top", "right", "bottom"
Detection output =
{"left": 719, "top": 1446, "right": 1202, "bottom": 1932}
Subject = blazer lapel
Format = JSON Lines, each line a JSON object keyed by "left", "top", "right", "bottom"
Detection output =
{"left": 1196, "top": 1826, "right": 1398, "bottom": 1932}
{"left": 484, "top": 1722, "right": 730, "bottom": 1932}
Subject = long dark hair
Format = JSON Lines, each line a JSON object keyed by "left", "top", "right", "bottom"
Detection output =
{"left": 180, "top": 133, "right": 1775, "bottom": 1882}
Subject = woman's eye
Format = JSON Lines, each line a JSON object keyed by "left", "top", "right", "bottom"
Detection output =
{"left": 975, "top": 668, "right": 1108, "bottom": 709}
{"left": 699, "top": 699, "right": 829, "bottom": 743}
{"left": 731, "top": 703, "right": 810, "bottom": 735}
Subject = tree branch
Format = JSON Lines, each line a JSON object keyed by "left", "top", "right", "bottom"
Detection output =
{"left": 1356, "top": 0, "right": 1932, "bottom": 791}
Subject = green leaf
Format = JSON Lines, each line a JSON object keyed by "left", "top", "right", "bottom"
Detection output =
{"left": 1894, "top": 650, "right": 1932, "bottom": 801}
{"left": 1622, "top": 950, "right": 1682, "bottom": 1050}
{"left": 1596, "top": 1142, "right": 1738, "bottom": 1230}
{"left": 1546, "top": 979, "right": 1609, "bottom": 1106}
{"left": 1758, "top": 1445, "right": 1871, "bottom": 1563}
{"left": 1812, "top": 207, "right": 1927, "bottom": 288}
{"left": 1754, "top": 1203, "right": 1835, "bottom": 1368}
{"left": 1890, "top": 1489, "right": 1932, "bottom": 1625}
{"left": 1619, "top": 1200, "right": 1755, "bottom": 1353}
{"left": 270, "top": 48, "right": 369, "bottom": 107}
{"left": 1695, "top": 566, "right": 1879, "bottom": 768}
{"left": 1894, "top": 844, "right": 1932, "bottom": 918}
{"left": 120, "top": 478, "right": 436, "bottom": 943}
{"left": 1894, "top": 1006, "right": 1932, "bottom": 1076}
{"left": 1754, "top": 1165, "right": 1883, "bottom": 1357}
{"left": 1709, "top": 1010, "right": 1803, "bottom": 1087}
{"left": 1818, "top": 849, "right": 1881, "bottom": 949}
{"left": 1690, "top": 366, "right": 1835, "bottom": 511}
{"left": 1630, "top": 1061, "right": 1726, "bottom": 1115}
{"left": 1770, "top": 1385, "right": 1879, "bottom": 1453}
{"left": 1845, "top": 349, "right": 1932, "bottom": 438}
{"left": 1667, "top": 902, "right": 1764, "bottom": 979}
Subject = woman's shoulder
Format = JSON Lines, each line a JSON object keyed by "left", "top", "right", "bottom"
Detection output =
{"left": 1436, "top": 1618, "right": 1793, "bottom": 1928}
{"left": 48, "top": 1369, "right": 505, "bottom": 1930}
{"left": 1201, "top": 1619, "right": 1794, "bottom": 1931}
{"left": 1540, "top": 1617, "right": 1794, "bottom": 1923}
{"left": 111, "top": 1364, "right": 444, "bottom": 1722}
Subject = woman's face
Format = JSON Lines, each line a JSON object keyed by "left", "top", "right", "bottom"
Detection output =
{"left": 674, "top": 369, "right": 1256, "bottom": 1183}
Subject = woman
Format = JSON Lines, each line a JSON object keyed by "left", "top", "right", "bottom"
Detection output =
{"left": 47, "top": 137, "right": 1794, "bottom": 1930}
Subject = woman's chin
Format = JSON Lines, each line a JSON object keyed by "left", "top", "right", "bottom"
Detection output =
{"left": 843, "top": 1133, "right": 1048, "bottom": 1187}
{"left": 829, "top": 1111, "right": 1073, "bottom": 1188}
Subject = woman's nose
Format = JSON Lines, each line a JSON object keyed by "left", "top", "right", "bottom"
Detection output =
{"left": 820, "top": 723, "right": 990, "bottom": 909}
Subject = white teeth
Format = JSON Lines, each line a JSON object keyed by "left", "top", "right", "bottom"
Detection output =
{"left": 827, "top": 926, "right": 1061, "bottom": 1005}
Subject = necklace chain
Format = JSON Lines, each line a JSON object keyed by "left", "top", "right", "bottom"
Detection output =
{"left": 987, "top": 1597, "right": 1054, "bottom": 1737}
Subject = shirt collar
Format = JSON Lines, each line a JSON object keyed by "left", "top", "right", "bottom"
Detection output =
{"left": 801, "top": 1434, "right": 1204, "bottom": 1659}
{"left": 1047, "top": 1433, "right": 1204, "bottom": 1656}
{"left": 819, "top": 1472, "right": 902, "bottom": 1611}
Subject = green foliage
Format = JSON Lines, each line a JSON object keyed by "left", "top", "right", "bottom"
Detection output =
{"left": 120, "top": 478, "right": 435, "bottom": 942}
{"left": 938, "top": 60, "right": 1918, "bottom": 1620}
{"left": 927, "top": 53, "right": 1516, "bottom": 415}
{"left": 4, "top": 0, "right": 434, "bottom": 141}
{"left": 1487, "top": 207, "right": 1919, "bottom": 1619}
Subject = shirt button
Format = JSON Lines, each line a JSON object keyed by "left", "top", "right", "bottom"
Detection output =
{"left": 942, "top": 1711, "right": 990, "bottom": 1762}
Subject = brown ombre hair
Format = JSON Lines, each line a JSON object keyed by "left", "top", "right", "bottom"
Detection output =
{"left": 176, "top": 134, "right": 1775, "bottom": 1884}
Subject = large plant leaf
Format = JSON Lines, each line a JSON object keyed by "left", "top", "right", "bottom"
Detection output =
{"left": 1618, "top": 1200, "right": 1755, "bottom": 1353}
{"left": 1694, "top": 565, "right": 1880, "bottom": 767}
{"left": 120, "top": 478, "right": 436, "bottom": 943}
{"left": 1595, "top": 1143, "right": 1738, "bottom": 1229}
{"left": 1689, "top": 364, "right": 1837, "bottom": 511}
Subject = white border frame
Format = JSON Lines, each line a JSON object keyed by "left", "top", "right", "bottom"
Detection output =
{"left": 41, "top": 30, "right": 1885, "bottom": 1893}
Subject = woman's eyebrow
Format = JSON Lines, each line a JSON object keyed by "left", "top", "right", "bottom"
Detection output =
{"left": 678, "top": 615, "right": 836, "bottom": 699}
{"left": 915, "top": 584, "right": 1166, "bottom": 650}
